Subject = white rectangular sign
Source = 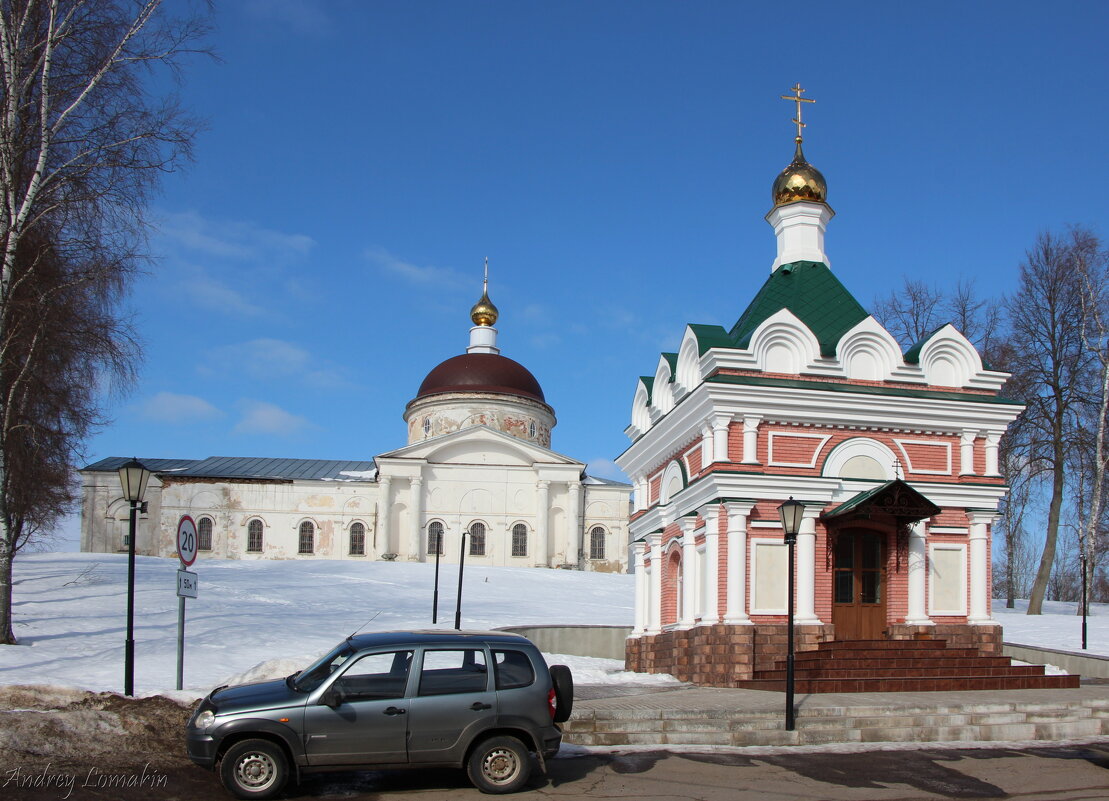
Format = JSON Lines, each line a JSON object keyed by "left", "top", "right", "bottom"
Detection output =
{"left": 177, "top": 569, "right": 198, "bottom": 599}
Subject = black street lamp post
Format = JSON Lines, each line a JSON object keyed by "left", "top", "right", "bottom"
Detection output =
{"left": 454, "top": 528, "right": 468, "bottom": 629}
{"left": 117, "top": 457, "right": 151, "bottom": 697}
{"left": 778, "top": 496, "right": 804, "bottom": 732}
{"left": 432, "top": 530, "right": 441, "bottom": 624}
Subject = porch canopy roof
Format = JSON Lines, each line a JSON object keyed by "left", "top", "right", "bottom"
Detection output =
{"left": 821, "top": 479, "right": 941, "bottom": 526}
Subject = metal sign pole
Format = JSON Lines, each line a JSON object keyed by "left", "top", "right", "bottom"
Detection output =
{"left": 176, "top": 595, "right": 186, "bottom": 691}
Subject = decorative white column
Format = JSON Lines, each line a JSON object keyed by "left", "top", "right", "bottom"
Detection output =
{"left": 567, "top": 481, "right": 582, "bottom": 567}
{"left": 632, "top": 541, "right": 648, "bottom": 636}
{"left": 984, "top": 432, "right": 1001, "bottom": 476}
{"left": 700, "top": 423, "right": 713, "bottom": 467}
{"left": 723, "top": 502, "right": 753, "bottom": 624}
{"left": 960, "top": 431, "right": 977, "bottom": 476}
{"left": 378, "top": 475, "right": 392, "bottom": 556}
{"left": 742, "top": 416, "right": 761, "bottom": 464}
{"left": 795, "top": 509, "right": 821, "bottom": 625}
{"left": 409, "top": 476, "right": 424, "bottom": 560}
{"left": 699, "top": 504, "right": 721, "bottom": 624}
{"left": 967, "top": 512, "right": 996, "bottom": 624}
{"left": 647, "top": 531, "right": 663, "bottom": 634}
{"left": 712, "top": 414, "right": 731, "bottom": 463}
{"left": 679, "top": 516, "right": 698, "bottom": 629}
{"left": 905, "top": 521, "right": 932, "bottom": 625}
{"left": 535, "top": 480, "right": 550, "bottom": 567}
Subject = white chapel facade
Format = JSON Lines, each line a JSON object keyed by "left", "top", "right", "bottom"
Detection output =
{"left": 619, "top": 88, "right": 1034, "bottom": 685}
{"left": 80, "top": 279, "right": 631, "bottom": 572}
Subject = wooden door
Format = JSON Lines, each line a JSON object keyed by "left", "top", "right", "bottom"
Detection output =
{"left": 831, "top": 530, "right": 886, "bottom": 640}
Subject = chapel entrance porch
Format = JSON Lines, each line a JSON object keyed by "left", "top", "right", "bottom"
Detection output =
{"left": 831, "top": 528, "right": 886, "bottom": 641}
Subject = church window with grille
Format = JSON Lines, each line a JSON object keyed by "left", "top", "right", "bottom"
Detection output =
{"left": 349, "top": 522, "right": 365, "bottom": 556}
{"left": 589, "top": 526, "right": 606, "bottom": 560}
{"left": 197, "top": 517, "right": 213, "bottom": 551}
{"left": 299, "top": 521, "right": 315, "bottom": 554}
{"left": 529, "top": 421, "right": 536, "bottom": 438}
{"left": 511, "top": 523, "right": 528, "bottom": 557}
{"left": 247, "top": 519, "right": 263, "bottom": 553}
{"left": 423, "top": 417, "right": 431, "bottom": 435}
{"left": 469, "top": 522, "right": 486, "bottom": 556}
{"left": 428, "top": 521, "right": 444, "bottom": 555}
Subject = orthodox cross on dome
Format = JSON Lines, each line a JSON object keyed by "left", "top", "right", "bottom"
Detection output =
{"left": 780, "top": 82, "right": 815, "bottom": 142}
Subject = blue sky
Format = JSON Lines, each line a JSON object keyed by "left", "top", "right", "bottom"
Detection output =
{"left": 84, "top": 0, "right": 1109, "bottom": 485}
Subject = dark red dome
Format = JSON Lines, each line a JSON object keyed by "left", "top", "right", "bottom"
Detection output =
{"left": 416, "top": 353, "right": 546, "bottom": 402}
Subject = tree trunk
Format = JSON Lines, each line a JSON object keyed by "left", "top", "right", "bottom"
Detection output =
{"left": 1028, "top": 431, "right": 1067, "bottom": 614}
{"left": 0, "top": 530, "right": 15, "bottom": 644}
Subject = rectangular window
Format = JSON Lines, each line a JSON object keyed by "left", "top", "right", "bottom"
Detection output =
{"left": 418, "top": 649, "right": 488, "bottom": 696}
{"left": 511, "top": 525, "right": 527, "bottom": 557}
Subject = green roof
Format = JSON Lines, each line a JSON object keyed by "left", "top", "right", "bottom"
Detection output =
{"left": 822, "top": 479, "right": 941, "bottom": 522}
{"left": 686, "top": 323, "right": 734, "bottom": 355}
{"left": 729, "top": 261, "right": 870, "bottom": 358}
{"left": 903, "top": 324, "right": 948, "bottom": 365}
{"left": 706, "top": 373, "right": 1023, "bottom": 405}
{"left": 638, "top": 376, "right": 654, "bottom": 404}
{"left": 661, "top": 352, "right": 677, "bottom": 380}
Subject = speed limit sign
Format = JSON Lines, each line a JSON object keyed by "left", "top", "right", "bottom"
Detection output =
{"left": 177, "top": 515, "right": 198, "bottom": 567}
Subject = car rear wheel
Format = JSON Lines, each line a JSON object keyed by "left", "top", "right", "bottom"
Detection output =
{"left": 219, "top": 738, "right": 289, "bottom": 800}
{"left": 466, "top": 735, "right": 531, "bottom": 794}
{"left": 549, "top": 664, "right": 574, "bottom": 723}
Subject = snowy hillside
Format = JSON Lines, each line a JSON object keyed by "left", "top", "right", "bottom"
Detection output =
{"left": 0, "top": 553, "right": 640, "bottom": 697}
{"left": 1, "top": 553, "right": 1104, "bottom": 698}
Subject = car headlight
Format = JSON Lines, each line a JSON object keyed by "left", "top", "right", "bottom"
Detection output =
{"left": 194, "top": 710, "right": 215, "bottom": 730}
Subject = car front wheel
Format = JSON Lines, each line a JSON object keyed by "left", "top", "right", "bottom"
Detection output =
{"left": 466, "top": 735, "right": 532, "bottom": 794}
{"left": 219, "top": 738, "right": 289, "bottom": 800}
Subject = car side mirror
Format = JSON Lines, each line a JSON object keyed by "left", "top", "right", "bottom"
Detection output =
{"left": 320, "top": 686, "right": 344, "bottom": 708}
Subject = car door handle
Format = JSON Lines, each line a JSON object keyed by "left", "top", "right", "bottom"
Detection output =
{"left": 383, "top": 706, "right": 407, "bottom": 716}
{"left": 470, "top": 702, "right": 492, "bottom": 711}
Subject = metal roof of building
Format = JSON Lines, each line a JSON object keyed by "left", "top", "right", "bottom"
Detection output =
{"left": 82, "top": 455, "right": 378, "bottom": 482}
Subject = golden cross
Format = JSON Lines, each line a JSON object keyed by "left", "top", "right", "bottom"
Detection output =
{"left": 780, "top": 83, "right": 815, "bottom": 141}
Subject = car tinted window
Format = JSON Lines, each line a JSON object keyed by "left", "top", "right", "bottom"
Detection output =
{"left": 294, "top": 643, "right": 355, "bottom": 692}
{"left": 493, "top": 649, "right": 535, "bottom": 690}
{"left": 335, "top": 650, "right": 412, "bottom": 701}
{"left": 418, "top": 649, "right": 488, "bottom": 696}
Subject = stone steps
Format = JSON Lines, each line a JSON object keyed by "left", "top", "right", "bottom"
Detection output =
{"left": 563, "top": 697, "right": 1109, "bottom": 748}
{"left": 736, "top": 638, "right": 1081, "bottom": 693}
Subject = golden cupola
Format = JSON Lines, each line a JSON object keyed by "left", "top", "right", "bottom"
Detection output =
{"left": 772, "top": 138, "right": 828, "bottom": 207}
{"left": 470, "top": 287, "right": 498, "bottom": 327}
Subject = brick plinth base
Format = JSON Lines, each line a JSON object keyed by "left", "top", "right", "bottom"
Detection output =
{"left": 625, "top": 624, "right": 833, "bottom": 686}
{"left": 888, "top": 623, "right": 1003, "bottom": 656}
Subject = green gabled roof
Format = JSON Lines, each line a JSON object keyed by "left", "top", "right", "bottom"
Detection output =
{"left": 903, "top": 324, "right": 948, "bottom": 365}
{"left": 661, "top": 352, "right": 677, "bottom": 380}
{"left": 728, "top": 261, "right": 870, "bottom": 358}
{"left": 638, "top": 376, "right": 654, "bottom": 404}
{"left": 822, "top": 479, "right": 941, "bottom": 523}
{"left": 686, "top": 323, "right": 735, "bottom": 355}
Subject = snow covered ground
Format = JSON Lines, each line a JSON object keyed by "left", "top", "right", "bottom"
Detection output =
{"left": 0, "top": 552, "right": 663, "bottom": 698}
{"left": 1, "top": 552, "right": 1104, "bottom": 698}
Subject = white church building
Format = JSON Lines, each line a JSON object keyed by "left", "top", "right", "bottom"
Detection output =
{"left": 80, "top": 281, "right": 632, "bottom": 572}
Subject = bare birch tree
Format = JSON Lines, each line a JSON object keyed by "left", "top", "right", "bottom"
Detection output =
{"left": 0, "top": 0, "right": 207, "bottom": 643}
{"left": 1008, "top": 227, "right": 1100, "bottom": 616}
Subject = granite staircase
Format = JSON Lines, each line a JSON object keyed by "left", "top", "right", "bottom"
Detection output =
{"left": 736, "top": 638, "right": 1081, "bottom": 693}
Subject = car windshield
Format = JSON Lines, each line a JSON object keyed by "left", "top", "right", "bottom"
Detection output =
{"left": 292, "top": 642, "right": 356, "bottom": 693}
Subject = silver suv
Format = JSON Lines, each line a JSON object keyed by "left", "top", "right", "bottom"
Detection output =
{"left": 186, "top": 630, "right": 572, "bottom": 798}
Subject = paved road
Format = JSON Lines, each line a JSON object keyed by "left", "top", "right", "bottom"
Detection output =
{"left": 13, "top": 742, "right": 1105, "bottom": 801}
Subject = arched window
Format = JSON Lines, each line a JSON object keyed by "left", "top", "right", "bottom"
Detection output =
{"left": 428, "top": 521, "right": 444, "bottom": 555}
{"left": 247, "top": 519, "right": 263, "bottom": 553}
{"left": 349, "top": 522, "right": 365, "bottom": 556}
{"left": 423, "top": 417, "right": 431, "bottom": 436}
{"left": 528, "top": 421, "right": 536, "bottom": 438}
{"left": 589, "top": 526, "right": 606, "bottom": 560}
{"left": 469, "top": 522, "right": 486, "bottom": 556}
{"left": 197, "top": 517, "right": 213, "bottom": 551}
{"left": 298, "top": 521, "right": 315, "bottom": 555}
{"left": 511, "top": 523, "right": 528, "bottom": 557}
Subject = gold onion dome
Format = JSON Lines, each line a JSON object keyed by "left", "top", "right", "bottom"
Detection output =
{"left": 470, "top": 288, "right": 498, "bottom": 327}
{"left": 772, "top": 138, "right": 828, "bottom": 207}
